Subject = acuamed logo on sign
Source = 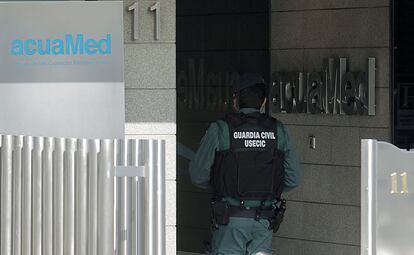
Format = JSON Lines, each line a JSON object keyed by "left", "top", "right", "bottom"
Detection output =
{"left": 10, "top": 34, "right": 112, "bottom": 56}
{"left": 0, "top": 1, "right": 125, "bottom": 139}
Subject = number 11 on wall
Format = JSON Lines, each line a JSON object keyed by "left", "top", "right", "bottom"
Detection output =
{"left": 128, "top": 1, "right": 161, "bottom": 41}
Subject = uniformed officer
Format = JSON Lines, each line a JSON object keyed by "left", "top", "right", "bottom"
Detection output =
{"left": 189, "top": 73, "right": 300, "bottom": 255}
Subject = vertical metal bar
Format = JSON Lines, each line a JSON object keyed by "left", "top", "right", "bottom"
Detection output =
{"left": 118, "top": 140, "right": 125, "bottom": 255}
{"left": 139, "top": 140, "right": 146, "bottom": 255}
{"left": 114, "top": 140, "right": 121, "bottom": 255}
{"left": 147, "top": 140, "right": 156, "bottom": 255}
{"left": 137, "top": 151, "right": 144, "bottom": 255}
{"left": 0, "top": 135, "right": 2, "bottom": 255}
{"left": 64, "top": 139, "right": 77, "bottom": 255}
{"left": 76, "top": 139, "right": 88, "bottom": 255}
{"left": 119, "top": 140, "right": 131, "bottom": 255}
{"left": 21, "top": 136, "right": 33, "bottom": 255}
{"left": 1, "top": 135, "right": 13, "bottom": 255}
{"left": 130, "top": 139, "right": 141, "bottom": 255}
{"left": 126, "top": 140, "right": 132, "bottom": 255}
{"left": 32, "top": 137, "right": 44, "bottom": 255}
{"left": 98, "top": 139, "right": 114, "bottom": 255}
{"left": 339, "top": 58, "right": 347, "bottom": 115}
{"left": 361, "top": 139, "right": 377, "bottom": 255}
{"left": 130, "top": 143, "right": 137, "bottom": 255}
{"left": 43, "top": 138, "right": 54, "bottom": 255}
{"left": 88, "top": 140, "right": 100, "bottom": 255}
{"left": 368, "top": 58, "right": 376, "bottom": 116}
{"left": 156, "top": 140, "right": 166, "bottom": 255}
{"left": 53, "top": 138, "right": 65, "bottom": 255}
{"left": 12, "top": 136, "right": 23, "bottom": 255}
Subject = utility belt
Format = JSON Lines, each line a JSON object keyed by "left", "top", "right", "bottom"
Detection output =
{"left": 211, "top": 199, "right": 287, "bottom": 233}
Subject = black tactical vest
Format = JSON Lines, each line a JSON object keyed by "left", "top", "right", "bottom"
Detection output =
{"left": 212, "top": 112, "right": 285, "bottom": 201}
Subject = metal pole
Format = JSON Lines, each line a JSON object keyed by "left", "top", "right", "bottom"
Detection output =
{"left": 76, "top": 139, "right": 88, "bottom": 255}
{"left": 130, "top": 139, "right": 142, "bottom": 255}
{"left": 64, "top": 139, "right": 77, "bottom": 255}
{"left": 147, "top": 140, "right": 156, "bottom": 255}
{"left": 12, "top": 136, "right": 23, "bottom": 255}
{"left": 53, "top": 138, "right": 65, "bottom": 255}
{"left": 43, "top": 138, "right": 54, "bottom": 255}
{"left": 114, "top": 139, "right": 121, "bottom": 255}
{"left": 21, "top": 136, "right": 34, "bottom": 255}
{"left": 0, "top": 135, "right": 2, "bottom": 255}
{"left": 120, "top": 140, "right": 131, "bottom": 255}
{"left": 156, "top": 140, "right": 166, "bottom": 255}
{"left": 32, "top": 137, "right": 44, "bottom": 255}
{"left": 97, "top": 139, "right": 114, "bottom": 255}
{"left": 130, "top": 141, "right": 137, "bottom": 255}
{"left": 88, "top": 140, "right": 100, "bottom": 255}
{"left": 1, "top": 135, "right": 13, "bottom": 255}
{"left": 361, "top": 139, "right": 378, "bottom": 255}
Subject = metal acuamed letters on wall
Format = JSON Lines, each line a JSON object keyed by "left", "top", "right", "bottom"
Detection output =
{"left": 0, "top": 135, "right": 166, "bottom": 255}
{"left": 270, "top": 58, "right": 376, "bottom": 116}
{"left": 177, "top": 57, "right": 376, "bottom": 116}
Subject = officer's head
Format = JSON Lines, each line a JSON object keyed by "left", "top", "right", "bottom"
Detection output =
{"left": 233, "top": 73, "right": 267, "bottom": 111}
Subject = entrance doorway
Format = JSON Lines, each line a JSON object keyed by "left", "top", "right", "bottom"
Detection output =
{"left": 176, "top": 0, "right": 270, "bottom": 252}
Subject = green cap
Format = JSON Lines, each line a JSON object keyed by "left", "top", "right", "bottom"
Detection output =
{"left": 235, "top": 73, "right": 265, "bottom": 92}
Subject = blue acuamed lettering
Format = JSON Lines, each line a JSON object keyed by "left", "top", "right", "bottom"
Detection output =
{"left": 37, "top": 40, "right": 51, "bottom": 55}
{"left": 98, "top": 34, "right": 111, "bottom": 55}
{"left": 11, "top": 40, "right": 24, "bottom": 56}
{"left": 85, "top": 38, "right": 98, "bottom": 55}
{"left": 10, "top": 34, "right": 112, "bottom": 56}
{"left": 65, "top": 34, "right": 83, "bottom": 55}
{"left": 52, "top": 39, "right": 65, "bottom": 55}
{"left": 24, "top": 39, "right": 36, "bottom": 55}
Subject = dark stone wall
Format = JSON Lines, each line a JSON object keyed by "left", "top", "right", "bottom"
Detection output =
{"left": 270, "top": 0, "right": 390, "bottom": 254}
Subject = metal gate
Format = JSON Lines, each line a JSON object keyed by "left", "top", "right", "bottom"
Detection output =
{"left": 0, "top": 135, "right": 165, "bottom": 255}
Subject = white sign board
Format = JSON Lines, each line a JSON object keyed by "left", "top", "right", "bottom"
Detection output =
{"left": 0, "top": 1, "right": 124, "bottom": 139}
